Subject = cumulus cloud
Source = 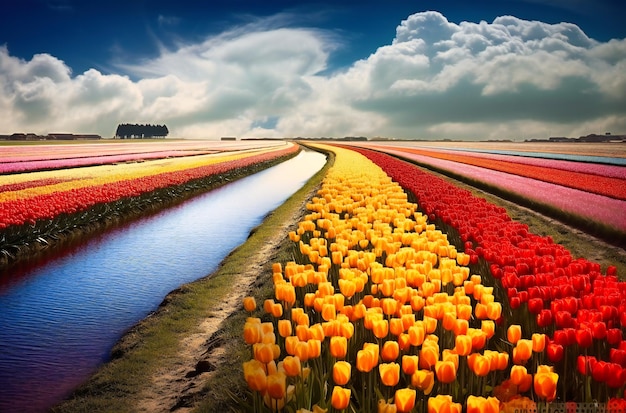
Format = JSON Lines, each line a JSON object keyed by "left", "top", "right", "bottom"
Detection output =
{"left": 1, "top": 11, "right": 625, "bottom": 140}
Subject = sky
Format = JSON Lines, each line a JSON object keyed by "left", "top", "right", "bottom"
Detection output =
{"left": 1, "top": 0, "right": 625, "bottom": 140}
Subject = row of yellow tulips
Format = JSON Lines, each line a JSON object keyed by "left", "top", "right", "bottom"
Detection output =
{"left": 242, "top": 145, "right": 556, "bottom": 412}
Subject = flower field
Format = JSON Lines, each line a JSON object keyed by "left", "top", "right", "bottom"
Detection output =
{"left": 0, "top": 140, "right": 298, "bottom": 266}
{"left": 348, "top": 143, "right": 626, "bottom": 242}
{"left": 240, "top": 143, "right": 626, "bottom": 412}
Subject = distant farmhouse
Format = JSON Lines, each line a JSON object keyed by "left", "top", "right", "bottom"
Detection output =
{"left": 0, "top": 133, "right": 102, "bottom": 141}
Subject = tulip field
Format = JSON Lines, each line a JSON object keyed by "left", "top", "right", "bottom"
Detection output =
{"left": 0, "top": 140, "right": 298, "bottom": 266}
{"left": 241, "top": 143, "right": 626, "bottom": 412}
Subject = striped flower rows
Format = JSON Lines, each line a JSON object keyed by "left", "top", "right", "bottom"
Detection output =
{"left": 241, "top": 145, "right": 561, "bottom": 412}
{"left": 0, "top": 144, "right": 296, "bottom": 230}
{"left": 361, "top": 145, "right": 626, "bottom": 236}
{"left": 0, "top": 143, "right": 298, "bottom": 264}
{"left": 368, "top": 145, "right": 626, "bottom": 200}
{"left": 0, "top": 140, "right": 287, "bottom": 174}
{"left": 349, "top": 146, "right": 626, "bottom": 407}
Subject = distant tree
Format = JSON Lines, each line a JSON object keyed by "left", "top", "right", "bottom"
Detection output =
{"left": 115, "top": 123, "right": 169, "bottom": 139}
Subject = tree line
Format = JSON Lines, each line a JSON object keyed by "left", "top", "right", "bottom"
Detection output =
{"left": 115, "top": 124, "right": 169, "bottom": 139}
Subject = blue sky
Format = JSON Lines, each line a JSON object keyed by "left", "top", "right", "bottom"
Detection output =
{"left": 1, "top": 0, "right": 625, "bottom": 140}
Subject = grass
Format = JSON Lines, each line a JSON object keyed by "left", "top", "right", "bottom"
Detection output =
{"left": 49, "top": 144, "right": 624, "bottom": 412}
{"left": 50, "top": 146, "right": 333, "bottom": 413}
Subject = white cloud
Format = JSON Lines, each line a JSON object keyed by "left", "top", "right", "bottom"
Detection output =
{"left": 1, "top": 11, "right": 625, "bottom": 140}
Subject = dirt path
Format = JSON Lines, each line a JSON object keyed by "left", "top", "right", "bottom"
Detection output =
{"left": 134, "top": 189, "right": 314, "bottom": 413}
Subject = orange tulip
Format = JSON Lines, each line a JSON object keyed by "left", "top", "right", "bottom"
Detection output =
{"left": 513, "top": 339, "right": 533, "bottom": 364}
{"left": 243, "top": 296, "right": 256, "bottom": 313}
{"left": 468, "top": 328, "right": 487, "bottom": 351}
{"left": 423, "top": 316, "right": 437, "bottom": 334}
{"left": 308, "top": 339, "right": 321, "bottom": 359}
{"left": 397, "top": 333, "right": 411, "bottom": 351}
{"left": 338, "top": 278, "right": 357, "bottom": 298}
{"left": 534, "top": 365, "right": 558, "bottom": 402}
{"left": 379, "top": 362, "right": 401, "bottom": 387}
{"left": 271, "top": 302, "right": 283, "bottom": 318}
{"left": 532, "top": 333, "right": 546, "bottom": 353}
{"left": 401, "top": 313, "right": 415, "bottom": 330}
{"left": 435, "top": 360, "right": 457, "bottom": 384}
{"left": 507, "top": 325, "right": 522, "bottom": 344}
{"left": 339, "top": 320, "right": 354, "bottom": 339}
{"left": 510, "top": 365, "right": 528, "bottom": 386}
{"left": 486, "top": 302, "right": 502, "bottom": 320}
{"left": 295, "top": 340, "right": 309, "bottom": 362}
{"left": 453, "top": 319, "right": 469, "bottom": 336}
{"left": 264, "top": 299, "right": 275, "bottom": 314}
{"left": 468, "top": 353, "right": 491, "bottom": 377}
{"left": 283, "top": 355, "right": 301, "bottom": 377}
{"left": 266, "top": 371, "right": 287, "bottom": 400}
{"left": 322, "top": 303, "right": 336, "bottom": 321}
{"left": 382, "top": 340, "right": 400, "bottom": 362}
{"left": 390, "top": 317, "right": 405, "bottom": 336}
{"left": 395, "top": 388, "right": 416, "bottom": 413}
{"left": 373, "top": 319, "right": 389, "bottom": 339}
{"left": 243, "top": 320, "right": 262, "bottom": 345}
{"left": 454, "top": 334, "right": 472, "bottom": 356}
{"left": 428, "top": 394, "right": 461, "bottom": 413}
{"left": 331, "top": 386, "right": 351, "bottom": 410}
{"left": 410, "top": 295, "right": 425, "bottom": 312}
{"left": 411, "top": 369, "right": 434, "bottom": 395}
{"left": 308, "top": 323, "right": 325, "bottom": 341}
{"left": 481, "top": 320, "right": 495, "bottom": 339}
{"left": 253, "top": 342, "right": 276, "bottom": 364}
{"left": 408, "top": 324, "right": 425, "bottom": 347}
{"left": 419, "top": 343, "right": 439, "bottom": 370}
{"left": 382, "top": 298, "right": 398, "bottom": 316}
{"left": 402, "top": 355, "right": 419, "bottom": 375}
{"left": 442, "top": 350, "right": 459, "bottom": 369}
{"left": 330, "top": 336, "right": 348, "bottom": 359}
{"left": 243, "top": 359, "right": 267, "bottom": 393}
{"left": 333, "top": 361, "right": 351, "bottom": 385}
{"left": 494, "top": 351, "right": 510, "bottom": 371}
{"left": 285, "top": 336, "right": 299, "bottom": 356}
{"left": 442, "top": 311, "right": 457, "bottom": 331}
{"left": 278, "top": 319, "right": 292, "bottom": 338}
{"left": 466, "top": 395, "right": 500, "bottom": 413}
{"left": 296, "top": 324, "right": 309, "bottom": 341}
{"left": 357, "top": 344, "right": 379, "bottom": 372}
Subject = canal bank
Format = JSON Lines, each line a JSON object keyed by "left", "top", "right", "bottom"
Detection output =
{"left": 49, "top": 147, "right": 333, "bottom": 413}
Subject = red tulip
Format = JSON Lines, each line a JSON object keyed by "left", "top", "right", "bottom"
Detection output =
{"left": 537, "top": 309, "right": 553, "bottom": 328}
{"left": 547, "top": 343, "right": 564, "bottom": 363}
{"left": 575, "top": 328, "right": 593, "bottom": 348}
{"left": 527, "top": 297, "right": 544, "bottom": 314}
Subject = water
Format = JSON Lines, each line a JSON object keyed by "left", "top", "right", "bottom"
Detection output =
{"left": 0, "top": 149, "right": 326, "bottom": 413}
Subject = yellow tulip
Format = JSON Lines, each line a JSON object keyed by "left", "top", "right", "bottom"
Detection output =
{"left": 379, "top": 362, "right": 401, "bottom": 387}
{"left": 331, "top": 386, "right": 351, "bottom": 410}
{"left": 333, "top": 361, "right": 351, "bottom": 385}
{"left": 395, "top": 388, "right": 416, "bottom": 413}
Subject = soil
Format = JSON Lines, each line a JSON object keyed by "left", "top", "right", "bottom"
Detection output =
{"left": 131, "top": 185, "right": 316, "bottom": 413}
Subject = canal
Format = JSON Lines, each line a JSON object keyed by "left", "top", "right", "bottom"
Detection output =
{"left": 0, "top": 148, "right": 326, "bottom": 412}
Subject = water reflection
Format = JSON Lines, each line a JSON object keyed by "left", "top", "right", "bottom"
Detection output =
{"left": 0, "top": 149, "right": 326, "bottom": 413}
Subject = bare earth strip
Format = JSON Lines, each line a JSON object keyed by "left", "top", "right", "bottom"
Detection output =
{"left": 134, "top": 184, "right": 319, "bottom": 413}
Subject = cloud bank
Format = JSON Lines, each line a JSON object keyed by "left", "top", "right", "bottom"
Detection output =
{"left": 1, "top": 11, "right": 625, "bottom": 140}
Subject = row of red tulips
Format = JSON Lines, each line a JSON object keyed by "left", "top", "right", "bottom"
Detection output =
{"left": 345, "top": 145, "right": 625, "bottom": 403}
